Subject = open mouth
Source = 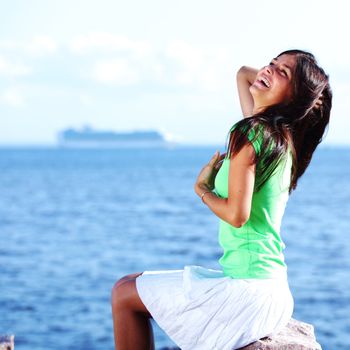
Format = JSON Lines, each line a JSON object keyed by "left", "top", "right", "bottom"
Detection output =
{"left": 255, "top": 76, "right": 271, "bottom": 89}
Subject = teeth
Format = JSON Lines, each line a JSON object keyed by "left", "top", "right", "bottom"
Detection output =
{"left": 260, "top": 77, "right": 270, "bottom": 88}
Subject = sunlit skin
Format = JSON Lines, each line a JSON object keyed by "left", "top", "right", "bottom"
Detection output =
{"left": 250, "top": 54, "right": 297, "bottom": 114}
{"left": 111, "top": 272, "right": 155, "bottom": 350}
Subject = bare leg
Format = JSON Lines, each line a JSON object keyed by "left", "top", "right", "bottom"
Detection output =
{"left": 111, "top": 272, "right": 155, "bottom": 350}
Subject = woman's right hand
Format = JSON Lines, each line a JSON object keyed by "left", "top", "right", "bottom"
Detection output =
{"left": 194, "top": 152, "right": 227, "bottom": 195}
{"left": 214, "top": 152, "right": 227, "bottom": 171}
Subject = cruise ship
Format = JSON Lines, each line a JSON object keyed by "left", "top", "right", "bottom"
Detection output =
{"left": 57, "top": 126, "right": 175, "bottom": 148}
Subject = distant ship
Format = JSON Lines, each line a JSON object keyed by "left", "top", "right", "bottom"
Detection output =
{"left": 57, "top": 126, "right": 176, "bottom": 148}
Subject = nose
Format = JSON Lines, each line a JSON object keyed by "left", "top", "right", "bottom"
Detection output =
{"left": 264, "top": 64, "right": 273, "bottom": 75}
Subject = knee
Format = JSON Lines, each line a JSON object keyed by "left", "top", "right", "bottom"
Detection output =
{"left": 111, "top": 273, "right": 142, "bottom": 310}
{"left": 111, "top": 277, "right": 127, "bottom": 310}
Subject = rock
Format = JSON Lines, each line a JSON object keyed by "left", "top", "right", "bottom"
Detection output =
{"left": 159, "top": 318, "right": 322, "bottom": 350}
{"left": 239, "top": 318, "right": 322, "bottom": 350}
{"left": 0, "top": 335, "right": 14, "bottom": 350}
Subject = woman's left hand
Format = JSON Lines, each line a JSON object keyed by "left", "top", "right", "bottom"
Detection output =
{"left": 194, "top": 151, "right": 226, "bottom": 195}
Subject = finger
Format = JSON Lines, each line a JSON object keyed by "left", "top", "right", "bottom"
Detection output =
{"left": 209, "top": 151, "right": 220, "bottom": 164}
{"left": 214, "top": 158, "right": 225, "bottom": 169}
{"left": 315, "top": 99, "right": 323, "bottom": 109}
{"left": 216, "top": 157, "right": 225, "bottom": 165}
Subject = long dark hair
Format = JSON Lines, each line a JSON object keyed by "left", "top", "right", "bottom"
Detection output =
{"left": 225, "top": 49, "right": 333, "bottom": 194}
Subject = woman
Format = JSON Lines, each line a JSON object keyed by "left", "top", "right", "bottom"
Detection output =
{"left": 111, "top": 49, "right": 332, "bottom": 350}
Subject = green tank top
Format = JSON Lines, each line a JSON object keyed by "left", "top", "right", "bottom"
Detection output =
{"left": 214, "top": 121, "right": 292, "bottom": 279}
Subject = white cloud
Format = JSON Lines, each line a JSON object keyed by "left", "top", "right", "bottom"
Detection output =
{"left": 87, "top": 56, "right": 166, "bottom": 86}
{"left": 0, "top": 36, "right": 58, "bottom": 56}
{"left": 79, "top": 94, "right": 94, "bottom": 106}
{"left": 27, "top": 36, "right": 58, "bottom": 55}
{"left": 82, "top": 38, "right": 235, "bottom": 90}
{"left": 70, "top": 32, "right": 151, "bottom": 57}
{"left": 0, "top": 55, "right": 31, "bottom": 77}
{"left": 167, "top": 40, "right": 204, "bottom": 71}
{"left": 166, "top": 40, "right": 233, "bottom": 91}
{"left": 71, "top": 34, "right": 232, "bottom": 90}
{"left": 71, "top": 33, "right": 159, "bottom": 85}
{"left": 0, "top": 86, "right": 24, "bottom": 106}
{"left": 91, "top": 58, "right": 139, "bottom": 84}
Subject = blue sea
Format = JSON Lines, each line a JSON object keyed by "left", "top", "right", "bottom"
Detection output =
{"left": 0, "top": 146, "right": 349, "bottom": 350}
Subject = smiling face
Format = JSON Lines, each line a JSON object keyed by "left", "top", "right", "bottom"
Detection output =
{"left": 249, "top": 54, "right": 297, "bottom": 114}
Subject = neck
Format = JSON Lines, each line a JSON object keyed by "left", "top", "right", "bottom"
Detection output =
{"left": 252, "top": 104, "right": 265, "bottom": 115}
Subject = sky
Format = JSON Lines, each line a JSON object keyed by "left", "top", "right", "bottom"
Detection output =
{"left": 1, "top": 0, "right": 349, "bottom": 145}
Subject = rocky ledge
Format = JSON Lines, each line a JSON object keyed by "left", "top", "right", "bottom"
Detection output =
{"left": 0, "top": 335, "right": 14, "bottom": 350}
{"left": 160, "top": 318, "right": 322, "bottom": 350}
{"left": 1, "top": 318, "right": 322, "bottom": 350}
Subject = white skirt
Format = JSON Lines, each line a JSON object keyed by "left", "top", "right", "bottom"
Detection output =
{"left": 136, "top": 265, "right": 294, "bottom": 350}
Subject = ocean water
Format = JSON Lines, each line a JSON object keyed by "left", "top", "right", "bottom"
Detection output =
{"left": 0, "top": 146, "right": 349, "bottom": 350}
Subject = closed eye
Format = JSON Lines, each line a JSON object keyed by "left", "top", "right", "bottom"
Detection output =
{"left": 270, "top": 60, "right": 289, "bottom": 78}
{"left": 269, "top": 61, "right": 288, "bottom": 77}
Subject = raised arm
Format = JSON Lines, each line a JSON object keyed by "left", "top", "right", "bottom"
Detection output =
{"left": 236, "top": 66, "right": 259, "bottom": 118}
